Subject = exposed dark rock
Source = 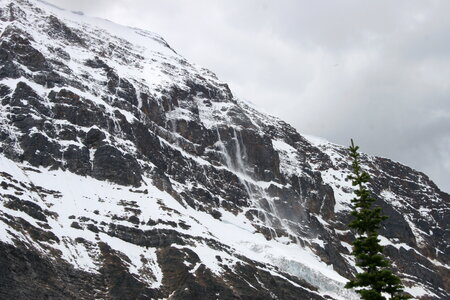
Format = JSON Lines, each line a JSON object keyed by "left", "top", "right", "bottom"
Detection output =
{"left": 63, "top": 145, "right": 91, "bottom": 176}
{"left": 0, "top": 241, "right": 102, "bottom": 300}
{"left": 47, "top": 15, "right": 85, "bottom": 46}
{"left": 98, "top": 242, "right": 159, "bottom": 299}
{"left": 140, "top": 92, "right": 165, "bottom": 125}
{"left": 11, "top": 81, "right": 51, "bottom": 116}
{"left": 0, "top": 84, "right": 11, "bottom": 97}
{"left": 58, "top": 126, "right": 78, "bottom": 141}
{"left": 173, "top": 118, "right": 214, "bottom": 147}
{"left": 9, "top": 113, "right": 41, "bottom": 133}
{"left": 85, "top": 57, "right": 110, "bottom": 70}
{"left": 49, "top": 90, "right": 107, "bottom": 128}
{"left": 84, "top": 127, "right": 106, "bottom": 148}
{"left": 4, "top": 198, "right": 47, "bottom": 222}
{"left": 92, "top": 145, "right": 142, "bottom": 187}
{"left": 0, "top": 60, "right": 21, "bottom": 79}
{"left": 240, "top": 129, "right": 281, "bottom": 181}
{"left": 106, "top": 70, "right": 138, "bottom": 106}
{"left": 132, "top": 122, "right": 165, "bottom": 169}
{"left": 71, "top": 221, "right": 82, "bottom": 229}
{"left": 32, "top": 70, "right": 64, "bottom": 88}
{"left": 0, "top": 3, "right": 27, "bottom": 22}
{"left": 87, "top": 223, "right": 100, "bottom": 233}
{"left": 156, "top": 246, "right": 242, "bottom": 300}
{"left": 49, "top": 46, "right": 71, "bottom": 61}
{"left": 0, "top": 26, "right": 49, "bottom": 72}
{"left": 20, "top": 133, "right": 60, "bottom": 168}
{"left": 108, "top": 224, "right": 188, "bottom": 248}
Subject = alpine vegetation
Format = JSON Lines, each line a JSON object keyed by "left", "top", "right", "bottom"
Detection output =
{"left": 345, "top": 140, "right": 410, "bottom": 300}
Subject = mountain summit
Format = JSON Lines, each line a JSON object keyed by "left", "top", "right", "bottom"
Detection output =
{"left": 0, "top": 1, "right": 448, "bottom": 299}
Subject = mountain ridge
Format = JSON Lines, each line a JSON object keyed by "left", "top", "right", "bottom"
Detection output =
{"left": 0, "top": 0, "right": 449, "bottom": 299}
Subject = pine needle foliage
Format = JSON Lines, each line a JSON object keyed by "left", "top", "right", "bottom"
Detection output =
{"left": 345, "top": 139, "right": 410, "bottom": 300}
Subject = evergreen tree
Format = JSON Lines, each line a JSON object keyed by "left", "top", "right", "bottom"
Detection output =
{"left": 345, "top": 139, "right": 410, "bottom": 300}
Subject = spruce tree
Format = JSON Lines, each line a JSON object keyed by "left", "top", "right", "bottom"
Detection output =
{"left": 345, "top": 139, "right": 410, "bottom": 300}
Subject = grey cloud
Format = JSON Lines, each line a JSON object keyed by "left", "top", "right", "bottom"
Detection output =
{"left": 48, "top": 0, "right": 450, "bottom": 192}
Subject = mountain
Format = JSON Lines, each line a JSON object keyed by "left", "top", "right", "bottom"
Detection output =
{"left": 0, "top": 1, "right": 449, "bottom": 299}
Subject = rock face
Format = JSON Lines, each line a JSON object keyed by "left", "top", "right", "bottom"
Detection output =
{"left": 0, "top": 1, "right": 449, "bottom": 299}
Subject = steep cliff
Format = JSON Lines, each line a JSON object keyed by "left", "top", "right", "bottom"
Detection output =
{"left": 0, "top": 1, "right": 448, "bottom": 299}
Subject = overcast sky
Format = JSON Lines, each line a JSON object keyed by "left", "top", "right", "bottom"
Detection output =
{"left": 47, "top": 0, "right": 450, "bottom": 193}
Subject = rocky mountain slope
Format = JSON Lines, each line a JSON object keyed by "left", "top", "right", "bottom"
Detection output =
{"left": 0, "top": 0, "right": 449, "bottom": 299}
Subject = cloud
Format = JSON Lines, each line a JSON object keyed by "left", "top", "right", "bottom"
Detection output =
{"left": 47, "top": 0, "right": 450, "bottom": 192}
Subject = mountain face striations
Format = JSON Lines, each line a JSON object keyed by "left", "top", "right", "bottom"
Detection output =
{"left": 0, "top": 1, "right": 448, "bottom": 299}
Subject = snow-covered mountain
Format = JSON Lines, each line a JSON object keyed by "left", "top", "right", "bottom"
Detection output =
{"left": 0, "top": 1, "right": 448, "bottom": 299}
